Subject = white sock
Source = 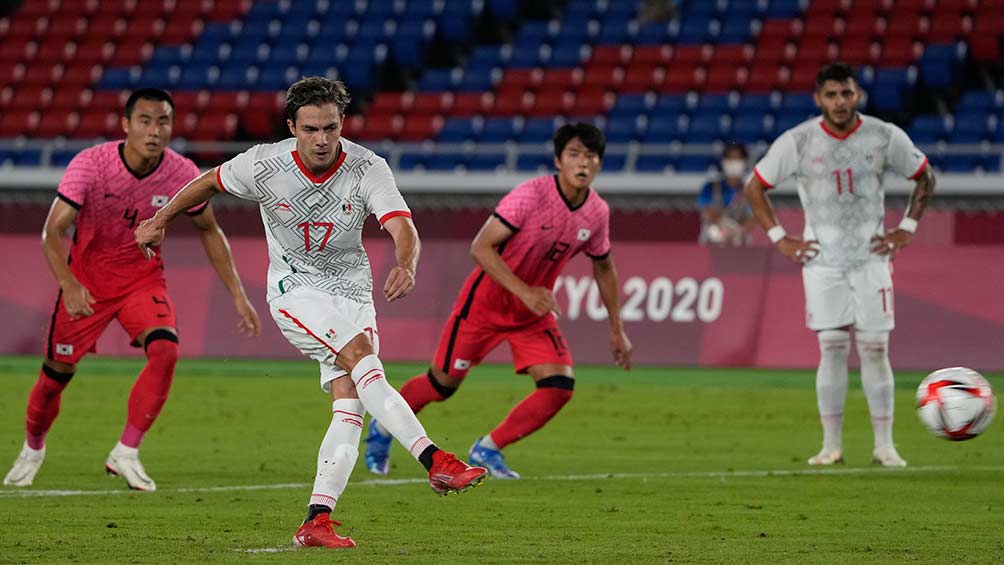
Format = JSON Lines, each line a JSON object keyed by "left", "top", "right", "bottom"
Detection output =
{"left": 309, "top": 398, "right": 364, "bottom": 510}
{"left": 112, "top": 442, "right": 139, "bottom": 457}
{"left": 479, "top": 435, "right": 499, "bottom": 450}
{"left": 816, "top": 330, "right": 850, "bottom": 452}
{"left": 857, "top": 331, "right": 895, "bottom": 450}
{"left": 351, "top": 355, "right": 433, "bottom": 461}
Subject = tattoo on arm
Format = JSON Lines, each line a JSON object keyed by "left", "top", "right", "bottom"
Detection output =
{"left": 907, "top": 168, "right": 936, "bottom": 220}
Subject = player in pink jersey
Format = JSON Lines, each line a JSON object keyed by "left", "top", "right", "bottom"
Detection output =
{"left": 366, "top": 123, "right": 633, "bottom": 479}
{"left": 3, "top": 88, "right": 261, "bottom": 492}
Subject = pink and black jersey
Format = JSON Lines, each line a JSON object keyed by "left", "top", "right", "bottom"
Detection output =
{"left": 56, "top": 142, "right": 204, "bottom": 300}
{"left": 453, "top": 175, "right": 611, "bottom": 325}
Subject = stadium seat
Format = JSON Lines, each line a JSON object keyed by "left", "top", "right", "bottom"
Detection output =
{"left": 908, "top": 114, "right": 952, "bottom": 143}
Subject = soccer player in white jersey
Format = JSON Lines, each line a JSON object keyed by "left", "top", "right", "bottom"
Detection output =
{"left": 134, "top": 77, "right": 487, "bottom": 549}
{"left": 744, "top": 63, "right": 936, "bottom": 468}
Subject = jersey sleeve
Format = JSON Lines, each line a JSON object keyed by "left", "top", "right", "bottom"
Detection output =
{"left": 216, "top": 144, "right": 260, "bottom": 202}
{"left": 585, "top": 201, "right": 611, "bottom": 259}
{"left": 886, "top": 123, "right": 928, "bottom": 179}
{"left": 56, "top": 150, "right": 97, "bottom": 210}
{"left": 179, "top": 158, "right": 209, "bottom": 215}
{"left": 361, "top": 158, "right": 411, "bottom": 224}
{"left": 752, "top": 131, "right": 797, "bottom": 189}
{"left": 493, "top": 182, "right": 535, "bottom": 231}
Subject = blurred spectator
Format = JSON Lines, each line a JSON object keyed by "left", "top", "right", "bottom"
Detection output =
{"left": 638, "top": 0, "right": 679, "bottom": 24}
{"left": 698, "top": 143, "right": 755, "bottom": 246}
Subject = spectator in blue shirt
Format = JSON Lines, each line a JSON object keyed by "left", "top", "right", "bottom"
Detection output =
{"left": 698, "top": 142, "right": 755, "bottom": 246}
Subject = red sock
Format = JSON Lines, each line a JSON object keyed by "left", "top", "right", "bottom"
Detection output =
{"left": 25, "top": 366, "right": 73, "bottom": 450}
{"left": 122, "top": 339, "right": 178, "bottom": 448}
{"left": 489, "top": 380, "right": 574, "bottom": 449}
{"left": 399, "top": 371, "right": 454, "bottom": 414}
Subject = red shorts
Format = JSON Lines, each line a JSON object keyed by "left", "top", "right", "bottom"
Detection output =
{"left": 432, "top": 310, "right": 573, "bottom": 378}
{"left": 45, "top": 283, "right": 177, "bottom": 364}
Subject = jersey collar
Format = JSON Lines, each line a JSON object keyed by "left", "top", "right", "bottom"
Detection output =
{"left": 118, "top": 142, "right": 164, "bottom": 180}
{"left": 553, "top": 174, "right": 590, "bottom": 211}
{"left": 819, "top": 115, "right": 862, "bottom": 141}
{"left": 292, "top": 143, "right": 346, "bottom": 184}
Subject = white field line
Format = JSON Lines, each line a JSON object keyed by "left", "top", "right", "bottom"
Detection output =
{"left": 2, "top": 465, "right": 1002, "bottom": 499}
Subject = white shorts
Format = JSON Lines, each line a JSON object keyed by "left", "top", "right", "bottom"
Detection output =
{"left": 270, "top": 287, "right": 379, "bottom": 392}
{"left": 802, "top": 260, "right": 894, "bottom": 332}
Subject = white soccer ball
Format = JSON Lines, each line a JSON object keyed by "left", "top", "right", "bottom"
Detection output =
{"left": 915, "top": 367, "right": 997, "bottom": 441}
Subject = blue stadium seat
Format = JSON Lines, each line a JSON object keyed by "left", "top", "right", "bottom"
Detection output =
{"left": 479, "top": 118, "right": 519, "bottom": 142}
{"left": 270, "top": 43, "right": 308, "bottom": 66}
{"left": 516, "top": 153, "right": 553, "bottom": 171}
{"left": 605, "top": 119, "right": 642, "bottom": 143}
{"left": 736, "top": 94, "right": 776, "bottom": 114}
{"left": 140, "top": 66, "right": 177, "bottom": 89}
{"left": 774, "top": 112, "right": 814, "bottom": 133}
{"left": 718, "top": 18, "right": 753, "bottom": 43}
{"left": 97, "top": 68, "right": 139, "bottom": 90}
{"left": 908, "top": 115, "right": 951, "bottom": 143}
{"left": 515, "top": 21, "right": 552, "bottom": 44}
{"left": 467, "top": 46, "right": 507, "bottom": 70}
{"left": 957, "top": 90, "right": 1003, "bottom": 112}
{"left": 982, "top": 154, "right": 1002, "bottom": 172}
{"left": 696, "top": 93, "right": 733, "bottom": 114}
{"left": 951, "top": 112, "right": 996, "bottom": 142}
{"left": 677, "top": 15, "right": 712, "bottom": 44}
{"left": 487, "top": 0, "right": 518, "bottom": 20}
{"left": 675, "top": 155, "right": 716, "bottom": 172}
{"left": 596, "top": 18, "right": 633, "bottom": 44}
{"left": 520, "top": 118, "right": 557, "bottom": 143}
{"left": 425, "top": 153, "right": 467, "bottom": 171}
{"left": 510, "top": 43, "right": 547, "bottom": 67}
{"left": 938, "top": 155, "right": 981, "bottom": 172}
{"left": 919, "top": 44, "right": 962, "bottom": 89}
{"left": 686, "top": 114, "right": 727, "bottom": 143}
{"left": 148, "top": 46, "right": 188, "bottom": 66}
{"left": 550, "top": 42, "right": 584, "bottom": 67}
{"left": 610, "top": 94, "right": 653, "bottom": 118}
{"left": 457, "top": 67, "right": 497, "bottom": 92}
{"left": 176, "top": 65, "right": 215, "bottom": 90}
{"left": 397, "top": 153, "right": 425, "bottom": 171}
{"left": 419, "top": 68, "right": 455, "bottom": 91}
{"left": 731, "top": 114, "right": 770, "bottom": 143}
{"left": 645, "top": 115, "right": 687, "bottom": 142}
{"left": 602, "top": 153, "right": 626, "bottom": 172}
{"left": 653, "top": 94, "right": 689, "bottom": 117}
{"left": 467, "top": 153, "right": 507, "bottom": 171}
{"left": 357, "top": 20, "right": 391, "bottom": 42}
{"left": 438, "top": 118, "right": 479, "bottom": 142}
{"left": 636, "top": 22, "right": 672, "bottom": 45}
{"left": 0, "top": 149, "right": 42, "bottom": 166}
{"left": 217, "top": 65, "right": 256, "bottom": 89}
{"left": 51, "top": 149, "right": 79, "bottom": 167}
{"left": 341, "top": 62, "right": 376, "bottom": 92}
{"left": 438, "top": 7, "right": 474, "bottom": 42}
{"left": 781, "top": 93, "right": 816, "bottom": 115}
{"left": 764, "top": 0, "right": 802, "bottom": 18}
{"left": 258, "top": 66, "right": 298, "bottom": 91}
{"left": 634, "top": 155, "right": 673, "bottom": 172}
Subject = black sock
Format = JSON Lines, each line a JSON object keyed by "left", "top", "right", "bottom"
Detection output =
{"left": 305, "top": 504, "right": 332, "bottom": 523}
{"left": 418, "top": 445, "right": 441, "bottom": 471}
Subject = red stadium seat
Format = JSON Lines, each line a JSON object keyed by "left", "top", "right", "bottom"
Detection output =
{"left": 171, "top": 91, "right": 211, "bottom": 112}
{"left": 36, "top": 112, "right": 79, "bottom": 138}
{"left": 704, "top": 65, "right": 745, "bottom": 92}
{"left": 89, "top": 90, "right": 128, "bottom": 113}
{"left": 881, "top": 37, "right": 919, "bottom": 66}
{"left": 843, "top": 14, "right": 882, "bottom": 42}
{"left": 671, "top": 45, "right": 707, "bottom": 66}
{"left": 927, "top": 13, "right": 969, "bottom": 42}
{"left": 0, "top": 110, "right": 39, "bottom": 136}
{"left": 893, "top": 0, "right": 934, "bottom": 12}
{"left": 45, "top": 14, "right": 86, "bottom": 40}
{"left": 88, "top": 15, "right": 126, "bottom": 38}
{"left": 573, "top": 88, "right": 612, "bottom": 114}
{"left": 370, "top": 92, "right": 413, "bottom": 114}
{"left": 630, "top": 45, "right": 671, "bottom": 66}
{"left": 121, "top": 17, "right": 165, "bottom": 40}
{"left": 97, "top": 0, "right": 136, "bottom": 14}
{"left": 793, "top": 37, "right": 835, "bottom": 65}
{"left": 353, "top": 113, "right": 400, "bottom": 141}
{"left": 620, "top": 65, "right": 663, "bottom": 93}
{"left": 106, "top": 39, "right": 152, "bottom": 67}
{"left": 580, "top": 65, "right": 622, "bottom": 90}
{"left": 838, "top": 37, "right": 879, "bottom": 65}
{"left": 10, "top": 85, "right": 48, "bottom": 110}
{"left": 16, "top": 0, "right": 59, "bottom": 18}
{"left": 20, "top": 63, "right": 60, "bottom": 86}
{"left": 0, "top": 62, "right": 25, "bottom": 85}
{"left": 661, "top": 65, "right": 701, "bottom": 93}
{"left": 61, "top": 64, "right": 99, "bottom": 89}
{"left": 205, "top": 0, "right": 248, "bottom": 21}
{"left": 802, "top": 16, "right": 841, "bottom": 40}
{"left": 398, "top": 114, "right": 442, "bottom": 141}
{"left": 490, "top": 91, "right": 532, "bottom": 116}
{"left": 35, "top": 40, "right": 74, "bottom": 63}
{"left": 744, "top": 66, "right": 785, "bottom": 92}
{"left": 75, "top": 110, "right": 119, "bottom": 138}
{"left": 0, "top": 40, "right": 36, "bottom": 64}
{"left": 499, "top": 68, "right": 542, "bottom": 91}
{"left": 804, "top": 0, "right": 852, "bottom": 16}
{"left": 752, "top": 37, "right": 792, "bottom": 66}
{"left": 527, "top": 88, "right": 572, "bottom": 117}
{"left": 788, "top": 63, "right": 821, "bottom": 91}
{"left": 74, "top": 39, "right": 112, "bottom": 65}
{"left": 541, "top": 68, "right": 581, "bottom": 90}
{"left": 589, "top": 45, "right": 631, "bottom": 66}
{"left": 933, "top": 0, "right": 973, "bottom": 13}
{"left": 159, "top": 15, "right": 200, "bottom": 44}
{"left": 411, "top": 92, "right": 453, "bottom": 114}
{"left": 759, "top": 19, "right": 800, "bottom": 41}
{"left": 968, "top": 35, "right": 1000, "bottom": 62}
{"left": 171, "top": 108, "right": 198, "bottom": 138}
{"left": 710, "top": 45, "right": 752, "bottom": 65}
{"left": 240, "top": 109, "right": 279, "bottom": 139}
{"left": 247, "top": 91, "right": 285, "bottom": 114}
{"left": 51, "top": 88, "right": 91, "bottom": 111}
{"left": 885, "top": 13, "right": 923, "bottom": 37}
{"left": 208, "top": 91, "right": 250, "bottom": 111}
{"left": 341, "top": 115, "right": 365, "bottom": 139}
{"left": 190, "top": 111, "right": 239, "bottom": 141}
{"left": 134, "top": 0, "right": 170, "bottom": 17}
{"left": 451, "top": 93, "right": 493, "bottom": 117}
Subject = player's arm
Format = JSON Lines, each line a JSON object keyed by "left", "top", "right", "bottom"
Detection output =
{"left": 135, "top": 169, "right": 222, "bottom": 259}
{"left": 743, "top": 174, "right": 818, "bottom": 264}
{"left": 470, "top": 215, "right": 558, "bottom": 317}
{"left": 591, "top": 254, "right": 632, "bottom": 370}
{"left": 871, "top": 165, "right": 936, "bottom": 255}
{"left": 41, "top": 199, "right": 95, "bottom": 318}
{"left": 382, "top": 215, "right": 420, "bottom": 302}
{"left": 188, "top": 204, "right": 261, "bottom": 336}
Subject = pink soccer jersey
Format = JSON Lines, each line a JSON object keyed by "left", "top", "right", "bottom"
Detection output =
{"left": 452, "top": 175, "right": 611, "bottom": 325}
{"left": 56, "top": 141, "right": 204, "bottom": 299}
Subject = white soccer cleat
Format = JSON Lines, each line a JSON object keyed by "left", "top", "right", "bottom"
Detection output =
{"left": 3, "top": 442, "right": 45, "bottom": 487}
{"left": 105, "top": 444, "right": 157, "bottom": 491}
{"left": 807, "top": 448, "right": 844, "bottom": 465}
{"left": 872, "top": 446, "right": 907, "bottom": 468}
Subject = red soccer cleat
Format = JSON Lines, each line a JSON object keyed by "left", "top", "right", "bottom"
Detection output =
{"left": 292, "top": 513, "right": 357, "bottom": 549}
{"left": 428, "top": 450, "right": 488, "bottom": 496}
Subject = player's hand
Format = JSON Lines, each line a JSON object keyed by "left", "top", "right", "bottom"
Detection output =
{"left": 519, "top": 286, "right": 561, "bottom": 318}
{"left": 776, "top": 236, "right": 820, "bottom": 264}
{"left": 384, "top": 266, "right": 415, "bottom": 302}
{"left": 611, "top": 329, "right": 633, "bottom": 371}
{"left": 135, "top": 217, "right": 166, "bottom": 260}
{"left": 871, "top": 229, "right": 912, "bottom": 257}
{"left": 233, "top": 294, "right": 261, "bottom": 337}
{"left": 61, "top": 280, "right": 96, "bottom": 319}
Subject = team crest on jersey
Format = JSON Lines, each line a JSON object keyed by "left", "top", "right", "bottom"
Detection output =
{"left": 342, "top": 202, "right": 353, "bottom": 215}
{"left": 577, "top": 228, "right": 591, "bottom": 241}
{"left": 55, "top": 343, "right": 74, "bottom": 355}
{"left": 151, "top": 195, "right": 169, "bottom": 207}
{"left": 325, "top": 328, "right": 337, "bottom": 340}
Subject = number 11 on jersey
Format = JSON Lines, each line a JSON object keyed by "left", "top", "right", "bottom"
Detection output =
{"left": 832, "top": 168, "right": 854, "bottom": 195}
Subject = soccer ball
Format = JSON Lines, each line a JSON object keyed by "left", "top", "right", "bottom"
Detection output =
{"left": 915, "top": 367, "right": 997, "bottom": 441}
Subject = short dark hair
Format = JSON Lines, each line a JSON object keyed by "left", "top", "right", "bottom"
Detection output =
{"left": 553, "top": 123, "right": 606, "bottom": 159}
{"left": 285, "top": 76, "right": 351, "bottom": 122}
{"left": 722, "top": 142, "right": 748, "bottom": 159}
{"left": 815, "top": 62, "right": 857, "bottom": 90}
{"left": 124, "top": 88, "right": 174, "bottom": 118}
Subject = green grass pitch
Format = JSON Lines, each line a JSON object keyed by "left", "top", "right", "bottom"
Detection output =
{"left": 1, "top": 355, "right": 1002, "bottom": 563}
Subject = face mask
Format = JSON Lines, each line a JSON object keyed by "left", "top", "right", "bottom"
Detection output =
{"left": 721, "top": 159, "right": 746, "bottom": 178}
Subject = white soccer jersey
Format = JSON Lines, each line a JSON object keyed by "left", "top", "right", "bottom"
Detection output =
{"left": 754, "top": 114, "right": 927, "bottom": 270}
{"left": 217, "top": 137, "right": 411, "bottom": 303}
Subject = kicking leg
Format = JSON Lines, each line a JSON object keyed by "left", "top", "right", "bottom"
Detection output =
{"left": 857, "top": 330, "right": 905, "bottom": 467}
{"left": 809, "top": 328, "right": 850, "bottom": 465}
{"left": 3, "top": 361, "right": 74, "bottom": 487}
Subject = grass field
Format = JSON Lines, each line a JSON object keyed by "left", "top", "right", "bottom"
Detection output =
{"left": 1, "top": 355, "right": 1002, "bottom": 563}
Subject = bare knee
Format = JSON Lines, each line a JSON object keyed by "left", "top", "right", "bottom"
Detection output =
{"left": 44, "top": 359, "right": 76, "bottom": 375}
{"left": 335, "top": 332, "right": 375, "bottom": 373}
{"left": 429, "top": 366, "right": 463, "bottom": 390}
{"left": 329, "top": 375, "right": 359, "bottom": 401}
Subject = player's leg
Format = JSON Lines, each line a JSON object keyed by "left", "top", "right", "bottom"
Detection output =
{"left": 853, "top": 261, "right": 904, "bottom": 467}
{"left": 294, "top": 371, "right": 361, "bottom": 549}
{"left": 5, "top": 292, "right": 109, "bottom": 487}
{"left": 472, "top": 318, "right": 574, "bottom": 479}
{"left": 106, "top": 286, "right": 180, "bottom": 491}
{"left": 803, "top": 265, "right": 854, "bottom": 465}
